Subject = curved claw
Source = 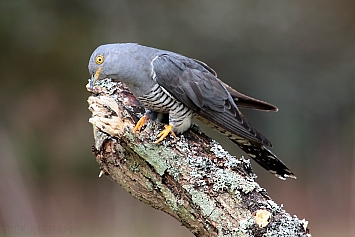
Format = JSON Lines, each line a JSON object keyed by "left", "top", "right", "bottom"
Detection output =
{"left": 133, "top": 115, "right": 148, "bottom": 133}
{"left": 154, "top": 124, "right": 176, "bottom": 144}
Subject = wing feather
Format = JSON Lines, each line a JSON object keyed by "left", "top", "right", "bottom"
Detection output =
{"left": 152, "top": 54, "right": 273, "bottom": 146}
{"left": 193, "top": 58, "right": 278, "bottom": 111}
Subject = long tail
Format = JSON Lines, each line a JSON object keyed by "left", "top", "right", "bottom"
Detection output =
{"left": 231, "top": 139, "right": 296, "bottom": 180}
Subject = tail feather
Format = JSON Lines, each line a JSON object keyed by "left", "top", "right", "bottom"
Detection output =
{"left": 232, "top": 139, "right": 296, "bottom": 180}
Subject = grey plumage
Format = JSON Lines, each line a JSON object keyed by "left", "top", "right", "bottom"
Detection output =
{"left": 88, "top": 43, "right": 295, "bottom": 179}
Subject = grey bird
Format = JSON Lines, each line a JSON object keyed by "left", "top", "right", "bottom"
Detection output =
{"left": 88, "top": 43, "right": 295, "bottom": 179}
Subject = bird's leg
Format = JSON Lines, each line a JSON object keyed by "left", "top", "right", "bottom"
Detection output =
{"left": 133, "top": 114, "right": 149, "bottom": 133}
{"left": 154, "top": 124, "right": 176, "bottom": 144}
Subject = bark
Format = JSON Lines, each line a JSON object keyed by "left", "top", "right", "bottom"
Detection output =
{"left": 87, "top": 79, "right": 311, "bottom": 237}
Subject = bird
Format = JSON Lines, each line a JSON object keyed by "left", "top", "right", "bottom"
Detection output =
{"left": 88, "top": 43, "right": 295, "bottom": 179}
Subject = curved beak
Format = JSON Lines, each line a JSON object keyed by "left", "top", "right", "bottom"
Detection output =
{"left": 89, "top": 66, "right": 102, "bottom": 89}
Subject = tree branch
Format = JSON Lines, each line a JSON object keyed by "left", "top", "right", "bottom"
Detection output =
{"left": 87, "top": 79, "right": 311, "bottom": 237}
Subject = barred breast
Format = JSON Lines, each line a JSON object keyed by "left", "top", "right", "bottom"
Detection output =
{"left": 137, "top": 84, "right": 193, "bottom": 133}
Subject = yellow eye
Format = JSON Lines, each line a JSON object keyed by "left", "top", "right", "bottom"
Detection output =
{"left": 95, "top": 55, "right": 104, "bottom": 65}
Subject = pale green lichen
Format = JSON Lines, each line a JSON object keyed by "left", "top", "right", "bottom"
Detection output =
{"left": 124, "top": 127, "right": 136, "bottom": 142}
{"left": 210, "top": 141, "right": 232, "bottom": 159}
{"left": 122, "top": 124, "right": 173, "bottom": 175}
{"left": 264, "top": 200, "right": 283, "bottom": 213}
{"left": 175, "top": 135, "right": 191, "bottom": 152}
{"left": 95, "top": 78, "right": 117, "bottom": 93}
{"left": 187, "top": 141, "right": 258, "bottom": 195}
{"left": 144, "top": 180, "right": 154, "bottom": 191}
{"left": 212, "top": 169, "right": 257, "bottom": 194}
{"left": 161, "top": 186, "right": 196, "bottom": 222}
{"left": 183, "top": 184, "right": 216, "bottom": 217}
{"left": 266, "top": 214, "right": 311, "bottom": 237}
{"left": 237, "top": 216, "right": 255, "bottom": 236}
{"left": 132, "top": 143, "right": 169, "bottom": 176}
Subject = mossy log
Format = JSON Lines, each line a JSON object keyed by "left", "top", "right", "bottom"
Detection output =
{"left": 87, "top": 79, "right": 311, "bottom": 237}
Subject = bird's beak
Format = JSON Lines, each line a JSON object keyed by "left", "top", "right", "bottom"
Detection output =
{"left": 89, "top": 66, "right": 102, "bottom": 89}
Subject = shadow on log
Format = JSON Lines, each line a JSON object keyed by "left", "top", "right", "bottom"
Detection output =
{"left": 87, "top": 79, "right": 311, "bottom": 237}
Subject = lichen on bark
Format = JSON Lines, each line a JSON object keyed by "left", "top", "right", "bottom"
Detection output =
{"left": 87, "top": 79, "right": 311, "bottom": 237}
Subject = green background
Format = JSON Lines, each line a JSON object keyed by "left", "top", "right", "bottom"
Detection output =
{"left": 1, "top": 0, "right": 354, "bottom": 236}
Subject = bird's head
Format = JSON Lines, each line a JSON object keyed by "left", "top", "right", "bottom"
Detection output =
{"left": 88, "top": 43, "right": 140, "bottom": 88}
{"left": 88, "top": 44, "right": 117, "bottom": 88}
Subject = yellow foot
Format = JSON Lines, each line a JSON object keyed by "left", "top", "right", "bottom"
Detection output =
{"left": 133, "top": 115, "right": 148, "bottom": 133}
{"left": 154, "top": 124, "right": 176, "bottom": 144}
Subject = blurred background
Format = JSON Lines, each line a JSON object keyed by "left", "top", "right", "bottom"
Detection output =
{"left": 0, "top": 0, "right": 354, "bottom": 236}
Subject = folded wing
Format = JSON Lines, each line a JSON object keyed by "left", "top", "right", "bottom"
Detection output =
{"left": 151, "top": 53, "right": 273, "bottom": 147}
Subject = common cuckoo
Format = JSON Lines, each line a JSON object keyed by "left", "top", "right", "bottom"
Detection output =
{"left": 88, "top": 43, "right": 295, "bottom": 179}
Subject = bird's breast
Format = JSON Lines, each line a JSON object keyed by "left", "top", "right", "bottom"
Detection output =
{"left": 137, "top": 84, "right": 179, "bottom": 113}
